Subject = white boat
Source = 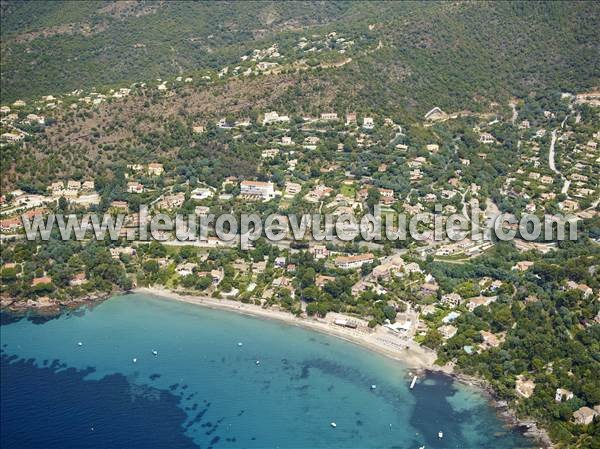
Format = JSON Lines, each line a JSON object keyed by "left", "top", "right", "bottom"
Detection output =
{"left": 419, "top": 446, "right": 425, "bottom": 449}
{"left": 255, "top": 360, "right": 260, "bottom": 365}
{"left": 152, "top": 350, "right": 158, "bottom": 356}
{"left": 237, "top": 342, "right": 243, "bottom": 347}
{"left": 330, "top": 422, "right": 337, "bottom": 428}
{"left": 77, "top": 342, "right": 83, "bottom": 347}
{"left": 132, "top": 358, "right": 137, "bottom": 363}
{"left": 371, "top": 384, "right": 377, "bottom": 390}
{"left": 438, "top": 431, "right": 443, "bottom": 439}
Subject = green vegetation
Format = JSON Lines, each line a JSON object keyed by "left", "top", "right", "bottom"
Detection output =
{"left": 2, "top": 1, "right": 599, "bottom": 114}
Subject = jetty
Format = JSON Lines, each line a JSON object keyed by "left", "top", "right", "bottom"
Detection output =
{"left": 410, "top": 375, "right": 418, "bottom": 389}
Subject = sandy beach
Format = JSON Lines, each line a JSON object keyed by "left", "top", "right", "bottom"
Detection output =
{"left": 134, "top": 286, "right": 448, "bottom": 373}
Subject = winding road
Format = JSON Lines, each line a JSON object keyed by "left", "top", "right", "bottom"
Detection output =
{"left": 548, "top": 127, "right": 571, "bottom": 195}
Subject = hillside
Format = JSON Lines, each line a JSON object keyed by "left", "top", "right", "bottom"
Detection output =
{"left": 1, "top": 1, "right": 599, "bottom": 113}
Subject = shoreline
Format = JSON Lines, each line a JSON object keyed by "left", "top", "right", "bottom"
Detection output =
{"left": 136, "top": 287, "right": 552, "bottom": 448}
{"left": 133, "top": 286, "right": 445, "bottom": 373}
{"left": 1, "top": 287, "right": 553, "bottom": 448}
{"left": 134, "top": 286, "right": 553, "bottom": 448}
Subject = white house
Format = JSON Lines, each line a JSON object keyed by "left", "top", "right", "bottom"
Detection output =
{"left": 240, "top": 180, "right": 275, "bottom": 200}
{"left": 263, "top": 111, "right": 290, "bottom": 125}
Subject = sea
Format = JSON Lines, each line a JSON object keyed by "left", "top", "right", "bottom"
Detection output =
{"left": 0, "top": 293, "right": 534, "bottom": 449}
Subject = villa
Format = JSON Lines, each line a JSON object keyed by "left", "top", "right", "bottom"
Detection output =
{"left": 335, "top": 253, "right": 374, "bottom": 269}
{"left": 240, "top": 180, "right": 275, "bottom": 200}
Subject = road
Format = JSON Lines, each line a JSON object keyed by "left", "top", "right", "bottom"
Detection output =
{"left": 549, "top": 129, "right": 559, "bottom": 174}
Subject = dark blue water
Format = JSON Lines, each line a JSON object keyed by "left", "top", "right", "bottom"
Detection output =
{"left": 0, "top": 294, "right": 534, "bottom": 449}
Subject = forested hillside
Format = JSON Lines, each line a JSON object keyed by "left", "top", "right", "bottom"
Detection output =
{"left": 1, "top": 1, "right": 599, "bottom": 113}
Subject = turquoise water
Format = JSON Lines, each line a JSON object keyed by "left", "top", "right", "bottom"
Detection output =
{"left": 1, "top": 293, "right": 533, "bottom": 448}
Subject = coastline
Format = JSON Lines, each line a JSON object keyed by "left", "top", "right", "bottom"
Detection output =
{"left": 134, "top": 286, "right": 553, "bottom": 449}
{"left": 133, "top": 286, "right": 444, "bottom": 372}
{"left": 0, "top": 287, "right": 553, "bottom": 448}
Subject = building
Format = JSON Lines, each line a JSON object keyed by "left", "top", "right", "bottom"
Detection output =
{"left": 466, "top": 296, "right": 497, "bottom": 312}
{"left": 566, "top": 281, "right": 593, "bottom": 298}
{"left": 284, "top": 182, "right": 302, "bottom": 196}
{"left": 560, "top": 199, "right": 579, "bottom": 212}
{"left": 515, "top": 375, "right": 535, "bottom": 399}
{"left": 362, "top": 117, "right": 374, "bottom": 130}
{"left": 320, "top": 112, "right": 338, "bottom": 121}
{"left": 190, "top": 188, "right": 213, "bottom": 200}
{"left": 262, "top": 111, "right": 290, "bottom": 125}
{"left": 81, "top": 181, "right": 95, "bottom": 191}
{"left": 480, "top": 331, "right": 503, "bottom": 349}
{"left": 573, "top": 407, "right": 597, "bottom": 425}
{"left": 555, "top": 388, "right": 574, "bottom": 403}
{"left": 424, "top": 107, "right": 447, "bottom": 122}
{"left": 127, "top": 182, "right": 144, "bottom": 193}
{"left": 158, "top": 192, "right": 185, "bottom": 209}
{"left": 345, "top": 112, "right": 357, "bottom": 126}
{"left": 316, "top": 275, "right": 336, "bottom": 288}
{"left": 512, "top": 261, "right": 534, "bottom": 271}
{"left": 110, "top": 200, "right": 129, "bottom": 211}
{"left": 240, "top": 180, "right": 275, "bottom": 200}
{"left": 420, "top": 282, "right": 439, "bottom": 296}
{"left": 479, "top": 133, "right": 495, "bottom": 144}
{"left": 441, "top": 293, "right": 462, "bottom": 308}
{"left": 335, "top": 253, "right": 375, "bottom": 269}
{"left": 438, "top": 325, "right": 457, "bottom": 339}
{"left": 310, "top": 245, "right": 329, "bottom": 260}
{"left": 69, "top": 272, "right": 87, "bottom": 286}
{"left": 1, "top": 132, "right": 25, "bottom": 142}
{"left": 148, "top": 163, "right": 164, "bottom": 176}
{"left": 32, "top": 276, "right": 52, "bottom": 286}
{"left": 48, "top": 181, "right": 64, "bottom": 194}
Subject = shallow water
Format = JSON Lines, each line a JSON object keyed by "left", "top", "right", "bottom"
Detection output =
{"left": 1, "top": 293, "right": 533, "bottom": 448}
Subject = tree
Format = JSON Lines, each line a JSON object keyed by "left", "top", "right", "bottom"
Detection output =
{"left": 143, "top": 260, "right": 159, "bottom": 273}
{"left": 422, "top": 329, "right": 443, "bottom": 350}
